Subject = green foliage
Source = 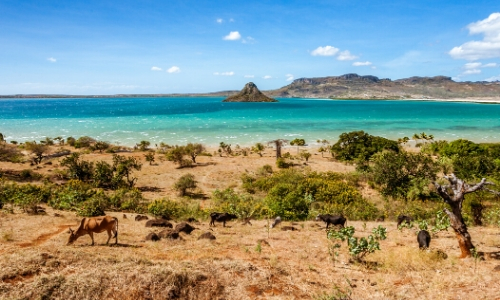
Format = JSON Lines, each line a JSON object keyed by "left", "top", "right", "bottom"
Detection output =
{"left": 252, "top": 142, "right": 265, "bottom": 157}
{"left": 24, "top": 141, "right": 49, "bottom": 164}
{"left": 212, "top": 188, "right": 266, "bottom": 218}
{"left": 144, "top": 152, "right": 155, "bottom": 165}
{"left": 109, "top": 188, "right": 145, "bottom": 212}
{"left": 165, "top": 146, "right": 185, "bottom": 166}
{"left": 184, "top": 143, "right": 205, "bottom": 163}
{"left": 74, "top": 136, "right": 96, "bottom": 148}
{"left": 147, "top": 198, "right": 183, "bottom": 219}
{"left": 431, "top": 210, "right": 450, "bottom": 233}
{"left": 49, "top": 180, "right": 96, "bottom": 211}
{"left": 1, "top": 183, "right": 51, "bottom": 213}
{"left": 66, "top": 137, "right": 76, "bottom": 146}
{"left": 174, "top": 173, "right": 197, "bottom": 196}
{"left": 219, "top": 142, "right": 232, "bottom": 157}
{"left": 112, "top": 154, "right": 142, "bottom": 188}
{"left": 93, "top": 141, "right": 110, "bottom": 153}
{"left": 0, "top": 143, "right": 23, "bottom": 163}
{"left": 241, "top": 173, "right": 256, "bottom": 193}
{"left": 327, "top": 225, "right": 387, "bottom": 262}
{"left": 300, "top": 151, "right": 312, "bottom": 162}
{"left": 369, "top": 150, "right": 439, "bottom": 200}
{"left": 265, "top": 184, "right": 312, "bottom": 220}
{"left": 276, "top": 157, "right": 290, "bottom": 168}
{"left": 137, "top": 140, "right": 150, "bottom": 151}
{"left": 258, "top": 164, "right": 273, "bottom": 176}
{"left": 61, "top": 153, "right": 94, "bottom": 181}
{"left": 330, "top": 131, "right": 399, "bottom": 162}
{"left": 75, "top": 191, "right": 107, "bottom": 217}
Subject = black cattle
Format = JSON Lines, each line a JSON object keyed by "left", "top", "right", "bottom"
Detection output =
{"left": 397, "top": 215, "right": 413, "bottom": 227}
{"left": 417, "top": 230, "right": 431, "bottom": 249}
{"left": 209, "top": 212, "right": 238, "bottom": 227}
{"left": 315, "top": 214, "right": 346, "bottom": 229}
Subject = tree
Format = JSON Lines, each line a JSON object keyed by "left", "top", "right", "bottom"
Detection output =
{"left": 252, "top": 142, "right": 265, "bottom": 157}
{"left": 174, "top": 173, "right": 197, "bottom": 196}
{"left": 370, "top": 150, "right": 438, "bottom": 200}
{"left": 330, "top": 131, "right": 399, "bottom": 163}
{"left": 317, "top": 139, "right": 330, "bottom": 157}
{"left": 144, "top": 152, "right": 155, "bottom": 165}
{"left": 219, "top": 142, "right": 232, "bottom": 157}
{"left": 166, "top": 146, "right": 191, "bottom": 168}
{"left": 433, "top": 174, "right": 498, "bottom": 258}
{"left": 318, "top": 146, "right": 327, "bottom": 158}
{"left": 61, "top": 153, "right": 94, "bottom": 181}
{"left": 184, "top": 143, "right": 205, "bottom": 163}
{"left": 300, "top": 151, "right": 312, "bottom": 162}
{"left": 290, "top": 138, "right": 306, "bottom": 154}
{"left": 24, "top": 141, "right": 49, "bottom": 165}
{"left": 137, "top": 140, "right": 150, "bottom": 151}
{"left": 268, "top": 139, "right": 288, "bottom": 159}
{"left": 112, "top": 154, "right": 142, "bottom": 188}
{"left": 0, "top": 133, "right": 4, "bottom": 143}
{"left": 94, "top": 141, "right": 110, "bottom": 153}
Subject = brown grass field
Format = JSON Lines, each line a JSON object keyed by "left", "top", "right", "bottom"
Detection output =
{"left": 1, "top": 145, "right": 500, "bottom": 299}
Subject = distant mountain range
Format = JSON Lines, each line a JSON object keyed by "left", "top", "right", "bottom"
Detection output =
{"left": 3, "top": 74, "right": 500, "bottom": 100}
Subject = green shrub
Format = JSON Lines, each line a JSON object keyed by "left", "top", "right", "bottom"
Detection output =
{"left": 276, "top": 157, "right": 290, "bottom": 168}
{"left": 147, "top": 199, "right": 183, "bottom": 219}
{"left": 212, "top": 188, "right": 266, "bottom": 218}
{"left": 330, "top": 130, "right": 399, "bottom": 162}
{"left": 49, "top": 180, "right": 96, "bottom": 211}
{"left": 108, "top": 188, "right": 145, "bottom": 212}
{"left": 174, "top": 173, "right": 197, "bottom": 196}
{"left": 265, "top": 184, "right": 312, "bottom": 220}
{"left": 76, "top": 192, "right": 108, "bottom": 217}
{"left": 327, "top": 225, "right": 387, "bottom": 262}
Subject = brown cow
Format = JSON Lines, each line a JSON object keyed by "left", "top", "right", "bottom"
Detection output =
{"left": 67, "top": 216, "right": 118, "bottom": 246}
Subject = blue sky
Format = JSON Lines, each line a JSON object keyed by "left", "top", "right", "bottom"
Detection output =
{"left": 1, "top": 0, "right": 500, "bottom": 94}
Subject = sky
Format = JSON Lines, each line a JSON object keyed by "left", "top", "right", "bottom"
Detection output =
{"left": 1, "top": 0, "right": 500, "bottom": 95}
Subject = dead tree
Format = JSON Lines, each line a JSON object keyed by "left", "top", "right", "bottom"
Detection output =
{"left": 433, "top": 174, "right": 497, "bottom": 258}
{"left": 268, "top": 139, "right": 288, "bottom": 159}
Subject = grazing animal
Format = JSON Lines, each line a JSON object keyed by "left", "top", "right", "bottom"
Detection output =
{"left": 315, "top": 214, "right": 346, "bottom": 229}
{"left": 209, "top": 212, "right": 238, "bottom": 227}
{"left": 397, "top": 215, "right": 413, "bottom": 227}
{"left": 135, "top": 215, "right": 149, "bottom": 221}
{"left": 417, "top": 230, "right": 431, "bottom": 249}
{"left": 67, "top": 216, "right": 118, "bottom": 246}
{"left": 270, "top": 216, "right": 282, "bottom": 228}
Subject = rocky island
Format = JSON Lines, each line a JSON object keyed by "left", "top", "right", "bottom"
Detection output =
{"left": 222, "top": 82, "right": 278, "bottom": 102}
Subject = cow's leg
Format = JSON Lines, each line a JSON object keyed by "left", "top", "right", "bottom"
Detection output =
{"left": 223, "top": 221, "right": 226, "bottom": 227}
{"left": 89, "top": 232, "right": 95, "bottom": 246}
{"left": 326, "top": 222, "right": 329, "bottom": 229}
{"left": 106, "top": 230, "right": 112, "bottom": 244}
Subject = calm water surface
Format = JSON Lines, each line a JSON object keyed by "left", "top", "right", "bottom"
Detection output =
{"left": 1, "top": 97, "right": 499, "bottom": 146}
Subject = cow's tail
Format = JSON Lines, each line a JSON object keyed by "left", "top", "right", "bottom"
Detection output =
{"left": 113, "top": 217, "right": 118, "bottom": 238}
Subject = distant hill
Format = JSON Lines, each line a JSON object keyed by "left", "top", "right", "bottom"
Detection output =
{"left": 222, "top": 82, "right": 277, "bottom": 102}
{"left": 266, "top": 73, "right": 500, "bottom": 100}
{"left": 2, "top": 73, "right": 500, "bottom": 100}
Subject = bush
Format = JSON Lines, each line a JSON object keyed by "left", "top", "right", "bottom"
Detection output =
{"left": 49, "top": 180, "right": 96, "bottom": 211}
{"left": 276, "top": 157, "right": 290, "bottom": 168}
{"left": 174, "top": 173, "right": 197, "bottom": 196}
{"left": 327, "top": 225, "right": 387, "bottom": 262}
{"left": 76, "top": 192, "right": 108, "bottom": 217}
{"left": 212, "top": 188, "right": 266, "bottom": 218}
{"left": 109, "top": 188, "right": 145, "bottom": 212}
{"left": 330, "top": 131, "right": 399, "bottom": 162}
{"left": 74, "top": 136, "right": 96, "bottom": 149}
{"left": 265, "top": 184, "right": 312, "bottom": 220}
{"left": 148, "top": 199, "right": 183, "bottom": 219}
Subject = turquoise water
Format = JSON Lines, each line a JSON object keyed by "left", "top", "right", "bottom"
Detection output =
{"left": 1, "top": 97, "right": 500, "bottom": 146}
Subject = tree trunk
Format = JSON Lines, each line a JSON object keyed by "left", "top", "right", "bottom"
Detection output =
{"left": 444, "top": 206, "right": 475, "bottom": 258}
{"left": 434, "top": 175, "right": 492, "bottom": 258}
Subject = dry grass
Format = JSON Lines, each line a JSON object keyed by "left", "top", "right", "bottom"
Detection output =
{"left": 1, "top": 208, "right": 500, "bottom": 299}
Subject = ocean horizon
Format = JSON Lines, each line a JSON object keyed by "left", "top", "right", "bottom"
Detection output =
{"left": 1, "top": 97, "right": 500, "bottom": 147}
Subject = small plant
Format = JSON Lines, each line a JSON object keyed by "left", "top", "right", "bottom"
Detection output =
{"left": 398, "top": 221, "right": 414, "bottom": 231}
{"left": 174, "top": 173, "right": 197, "bottom": 197}
{"left": 255, "top": 241, "right": 262, "bottom": 253}
{"left": 327, "top": 225, "right": 387, "bottom": 263}
{"left": 417, "top": 219, "right": 428, "bottom": 231}
{"left": 431, "top": 210, "right": 450, "bottom": 233}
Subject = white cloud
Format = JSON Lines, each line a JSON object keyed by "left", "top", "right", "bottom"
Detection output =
{"left": 151, "top": 66, "right": 162, "bottom": 71}
{"left": 311, "top": 45, "right": 339, "bottom": 56}
{"left": 167, "top": 66, "right": 180, "bottom": 73}
{"left": 229, "top": 18, "right": 234, "bottom": 22}
{"left": 263, "top": 75, "right": 272, "bottom": 79}
{"left": 485, "top": 75, "right": 500, "bottom": 81}
{"left": 47, "top": 57, "right": 56, "bottom": 63}
{"left": 337, "top": 50, "right": 358, "bottom": 61}
{"left": 464, "top": 62, "right": 482, "bottom": 69}
{"left": 483, "top": 62, "right": 498, "bottom": 67}
{"left": 463, "top": 69, "right": 481, "bottom": 75}
{"left": 449, "top": 12, "right": 500, "bottom": 60}
{"left": 216, "top": 18, "right": 223, "bottom": 23}
{"left": 223, "top": 31, "right": 241, "bottom": 41}
{"left": 352, "top": 61, "right": 372, "bottom": 66}
{"left": 286, "top": 74, "right": 294, "bottom": 81}
{"left": 242, "top": 36, "right": 255, "bottom": 44}
{"left": 214, "top": 71, "right": 234, "bottom": 76}
{"left": 244, "top": 75, "right": 255, "bottom": 78}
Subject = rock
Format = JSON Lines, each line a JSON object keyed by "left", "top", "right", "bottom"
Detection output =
{"left": 158, "top": 229, "right": 181, "bottom": 240}
{"left": 145, "top": 219, "right": 173, "bottom": 228}
{"left": 175, "top": 222, "right": 196, "bottom": 234}
{"left": 135, "top": 215, "right": 149, "bottom": 221}
{"left": 145, "top": 232, "right": 160, "bottom": 241}
{"left": 123, "top": 214, "right": 127, "bottom": 219}
{"left": 257, "top": 239, "right": 270, "bottom": 246}
{"left": 223, "top": 82, "right": 278, "bottom": 103}
{"left": 186, "top": 217, "right": 198, "bottom": 223}
{"left": 281, "top": 226, "right": 298, "bottom": 231}
{"left": 198, "top": 232, "right": 216, "bottom": 240}
{"left": 493, "top": 265, "right": 500, "bottom": 272}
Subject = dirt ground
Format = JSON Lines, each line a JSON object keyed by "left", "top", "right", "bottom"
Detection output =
{"left": 1, "top": 145, "right": 500, "bottom": 299}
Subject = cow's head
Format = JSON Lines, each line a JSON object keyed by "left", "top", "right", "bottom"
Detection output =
{"left": 315, "top": 214, "right": 321, "bottom": 221}
{"left": 67, "top": 228, "right": 77, "bottom": 245}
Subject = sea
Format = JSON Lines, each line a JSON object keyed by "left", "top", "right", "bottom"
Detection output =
{"left": 1, "top": 97, "right": 500, "bottom": 147}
